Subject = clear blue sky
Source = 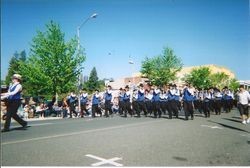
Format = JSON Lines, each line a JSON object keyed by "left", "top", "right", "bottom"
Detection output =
{"left": 1, "top": 0, "right": 249, "bottom": 80}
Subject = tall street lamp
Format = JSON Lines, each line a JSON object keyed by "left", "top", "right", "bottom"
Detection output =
{"left": 77, "top": 13, "right": 98, "bottom": 114}
{"left": 129, "top": 55, "right": 135, "bottom": 90}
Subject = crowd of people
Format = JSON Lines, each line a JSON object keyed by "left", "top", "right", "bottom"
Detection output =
{"left": 1, "top": 74, "right": 250, "bottom": 132}
{"left": 62, "top": 82, "right": 250, "bottom": 124}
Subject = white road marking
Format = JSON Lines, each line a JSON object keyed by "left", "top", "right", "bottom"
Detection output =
{"left": 29, "top": 123, "right": 53, "bottom": 126}
{"left": 240, "top": 134, "right": 250, "bottom": 138}
{"left": 86, "top": 154, "right": 123, "bottom": 167}
{"left": 201, "top": 125, "right": 223, "bottom": 129}
{"left": 2, "top": 119, "right": 165, "bottom": 145}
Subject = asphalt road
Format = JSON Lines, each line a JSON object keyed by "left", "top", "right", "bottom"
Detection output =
{"left": 1, "top": 109, "right": 250, "bottom": 166}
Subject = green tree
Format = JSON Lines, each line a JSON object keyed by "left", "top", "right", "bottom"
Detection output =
{"left": 185, "top": 67, "right": 212, "bottom": 89}
{"left": 19, "top": 50, "right": 27, "bottom": 62}
{"left": 228, "top": 78, "right": 240, "bottom": 91}
{"left": 210, "top": 72, "right": 230, "bottom": 89}
{"left": 141, "top": 47, "right": 183, "bottom": 86}
{"left": 1, "top": 80, "right": 6, "bottom": 85}
{"left": 84, "top": 67, "right": 101, "bottom": 92}
{"left": 19, "top": 21, "right": 85, "bottom": 96}
{"left": 5, "top": 50, "right": 27, "bottom": 85}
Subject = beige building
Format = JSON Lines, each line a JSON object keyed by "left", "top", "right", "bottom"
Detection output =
{"left": 110, "top": 64, "right": 236, "bottom": 89}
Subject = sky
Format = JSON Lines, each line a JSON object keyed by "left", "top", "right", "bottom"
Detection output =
{"left": 1, "top": 0, "right": 249, "bottom": 81}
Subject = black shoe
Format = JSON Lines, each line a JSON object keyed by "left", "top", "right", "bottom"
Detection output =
{"left": 1, "top": 129, "right": 10, "bottom": 132}
{"left": 191, "top": 117, "right": 194, "bottom": 120}
{"left": 22, "top": 122, "right": 28, "bottom": 128}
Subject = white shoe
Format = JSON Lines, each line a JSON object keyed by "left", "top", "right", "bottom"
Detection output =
{"left": 247, "top": 118, "right": 250, "bottom": 124}
{"left": 242, "top": 120, "right": 247, "bottom": 124}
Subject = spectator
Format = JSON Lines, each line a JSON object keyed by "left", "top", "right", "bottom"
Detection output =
{"left": 62, "top": 97, "right": 69, "bottom": 118}
{"left": 36, "top": 103, "right": 47, "bottom": 118}
{"left": 47, "top": 96, "right": 56, "bottom": 116}
{"left": 67, "top": 92, "right": 78, "bottom": 118}
{"left": 53, "top": 103, "right": 62, "bottom": 117}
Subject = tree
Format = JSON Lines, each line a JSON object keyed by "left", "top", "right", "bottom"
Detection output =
{"left": 19, "top": 21, "right": 85, "bottom": 96}
{"left": 185, "top": 67, "right": 240, "bottom": 90}
{"left": 19, "top": 50, "right": 27, "bottom": 62}
{"left": 210, "top": 72, "right": 230, "bottom": 89}
{"left": 1, "top": 80, "right": 6, "bottom": 85}
{"left": 5, "top": 50, "right": 27, "bottom": 85}
{"left": 141, "top": 47, "right": 183, "bottom": 86}
{"left": 228, "top": 78, "right": 240, "bottom": 91}
{"left": 84, "top": 67, "right": 101, "bottom": 92}
{"left": 185, "top": 67, "right": 212, "bottom": 89}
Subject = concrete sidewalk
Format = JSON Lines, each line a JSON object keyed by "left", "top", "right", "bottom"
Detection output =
{"left": 1, "top": 116, "right": 63, "bottom": 124}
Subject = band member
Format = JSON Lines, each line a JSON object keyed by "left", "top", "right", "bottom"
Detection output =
{"left": 118, "top": 88, "right": 125, "bottom": 115}
{"left": 203, "top": 88, "right": 213, "bottom": 118}
{"left": 173, "top": 84, "right": 181, "bottom": 112}
{"left": 123, "top": 85, "right": 132, "bottom": 117}
{"left": 132, "top": 89, "right": 139, "bottom": 116}
{"left": 104, "top": 85, "right": 113, "bottom": 117}
{"left": 135, "top": 84, "right": 147, "bottom": 117}
{"left": 214, "top": 88, "right": 222, "bottom": 115}
{"left": 67, "top": 92, "right": 78, "bottom": 118}
{"left": 164, "top": 87, "right": 171, "bottom": 117}
{"left": 209, "top": 88, "right": 215, "bottom": 113}
{"left": 1, "top": 74, "right": 28, "bottom": 132}
{"left": 159, "top": 89, "right": 167, "bottom": 115}
{"left": 80, "top": 89, "right": 88, "bottom": 118}
{"left": 182, "top": 83, "right": 195, "bottom": 120}
{"left": 145, "top": 89, "right": 153, "bottom": 116}
{"left": 228, "top": 89, "right": 235, "bottom": 111}
{"left": 168, "top": 84, "right": 179, "bottom": 118}
{"left": 153, "top": 86, "right": 161, "bottom": 118}
{"left": 92, "top": 89, "right": 102, "bottom": 118}
{"left": 193, "top": 89, "right": 199, "bottom": 111}
{"left": 197, "top": 89, "right": 204, "bottom": 113}
{"left": 223, "top": 87, "right": 232, "bottom": 113}
{"left": 237, "top": 85, "right": 250, "bottom": 124}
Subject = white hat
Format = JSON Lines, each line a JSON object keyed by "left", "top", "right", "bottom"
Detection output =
{"left": 12, "top": 74, "right": 22, "bottom": 81}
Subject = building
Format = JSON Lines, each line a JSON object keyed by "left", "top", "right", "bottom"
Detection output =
{"left": 109, "top": 73, "right": 149, "bottom": 90}
{"left": 109, "top": 64, "right": 236, "bottom": 89}
{"left": 238, "top": 80, "right": 250, "bottom": 90}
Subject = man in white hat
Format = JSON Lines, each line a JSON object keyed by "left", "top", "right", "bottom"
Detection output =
{"left": 1, "top": 74, "right": 28, "bottom": 132}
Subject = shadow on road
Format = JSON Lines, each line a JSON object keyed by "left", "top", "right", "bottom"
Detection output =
{"left": 232, "top": 116, "right": 241, "bottom": 119}
{"left": 222, "top": 118, "right": 242, "bottom": 123}
{"left": 208, "top": 120, "right": 250, "bottom": 133}
{"left": 172, "top": 156, "right": 188, "bottom": 162}
{"left": 194, "top": 114, "right": 204, "bottom": 118}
